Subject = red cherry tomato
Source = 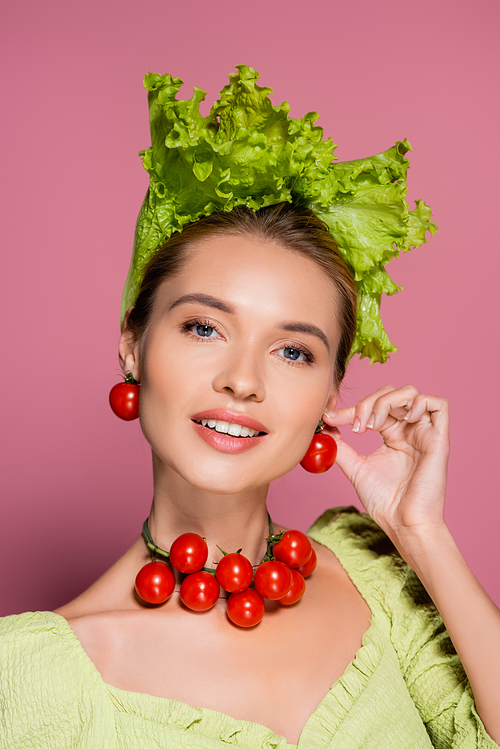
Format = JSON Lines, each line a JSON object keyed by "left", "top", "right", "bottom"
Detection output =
{"left": 300, "top": 432, "right": 337, "bottom": 473}
{"left": 296, "top": 547, "right": 317, "bottom": 577}
{"left": 227, "top": 588, "right": 265, "bottom": 627}
{"left": 277, "top": 568, "right": 306, "bottom": 605}
{"left": 109, "top": 381, "right": 140, "bottom": 421}
{"left": 180, "top": 571, "right": 220, "bottom": 611}
{"left": 254, "top": 560, "right": 293, "bottom": 600}
{"left": 134, "top": 561, "right": 175, "bottom": 604}
{"left": 273, "top": 530, "right": 312, "bottom": 568}
{"left": 170, "top": 533, "right": 208, "bottom": 573}
{"left": 216, "top": 552, "right": 253, "bottom": 593}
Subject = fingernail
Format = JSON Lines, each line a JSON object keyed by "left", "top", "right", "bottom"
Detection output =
{"left": 367, "top": 414, "right": 375, "bottom": 429}
{"left": 404, "top": 408, "right": 412, "bottom": 421}
{"left": 352, "top": 417, "right": 360, "bottom": 433}
{"left": 328, "top": 411, "right": 337, "bottom": 419}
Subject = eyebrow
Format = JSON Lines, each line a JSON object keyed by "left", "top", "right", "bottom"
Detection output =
{"left": 168, "top": 293, "right": 330, "bottom": 353}
{"left": 280, "top": 323, "right": 330, "bottom": 353}
{"left": 168, "top": 293, "right": 235, "bottom": 314}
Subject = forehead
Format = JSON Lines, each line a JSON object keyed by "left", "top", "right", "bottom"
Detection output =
{"left": 155, "top": 233, "right": 341, "bottom": 345}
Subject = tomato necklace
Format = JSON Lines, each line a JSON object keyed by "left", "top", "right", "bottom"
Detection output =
{"left": 134, "top": 516, "right": 317, "bottom": 628}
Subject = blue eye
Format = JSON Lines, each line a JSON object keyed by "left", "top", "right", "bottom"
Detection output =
{"left": 194, "top": 324, "right": 217, "bottom": 337}
{"left": 277, "top": 347, "right": 306, "bottom": 361}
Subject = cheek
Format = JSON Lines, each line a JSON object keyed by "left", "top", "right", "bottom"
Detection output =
{"left": 141, "top": 328, "right": 200, "bottom": 397}
{"left": 137, "top": 339, "right": 193, "bottom": 442}
{"left": 268, "top": 369, "right": 334, "bottom": 455}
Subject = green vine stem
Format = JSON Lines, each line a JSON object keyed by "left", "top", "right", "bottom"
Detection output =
{"left": 315, "top": 418, "right": 325, "bottom": 434}
{"left": 141, "top": 513, "right": 278, "bottom": 577}
{"left": 142, "top": 519, "right": 170, "bottom": 562}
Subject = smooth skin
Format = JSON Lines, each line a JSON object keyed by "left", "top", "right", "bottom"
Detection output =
{"left": 54, "top": 234, "right": 500, "bottom": 745}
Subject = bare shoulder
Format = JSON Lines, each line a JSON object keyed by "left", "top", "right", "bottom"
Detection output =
{"left": 51, "top": 534, "right": 152, "bottom": 680}
{"left": 52, "top": 534, "right": 147, "bottom": 623}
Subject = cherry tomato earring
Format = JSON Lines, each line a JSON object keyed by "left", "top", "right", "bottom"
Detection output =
{"left": 109, "top": 371, "right": 140, "bottom": 420}
{"left": 300, "top": 419, "right": 337, "bottom": 473}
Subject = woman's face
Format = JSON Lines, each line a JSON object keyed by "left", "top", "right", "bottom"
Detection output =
{"left": 125, "top": 233, "right": 341, "bottom": 494}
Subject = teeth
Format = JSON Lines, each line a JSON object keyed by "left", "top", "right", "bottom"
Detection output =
{"left": 199, "top": 419, "right": 259, "bottom": 438}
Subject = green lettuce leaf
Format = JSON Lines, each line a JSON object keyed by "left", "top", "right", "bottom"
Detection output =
{"left": 121, "top": 66, "right": 437, "bottom": 364}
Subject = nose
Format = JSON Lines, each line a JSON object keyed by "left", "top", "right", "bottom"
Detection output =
{"left": 212, "top": 342, "right": 265, "bottom": 402}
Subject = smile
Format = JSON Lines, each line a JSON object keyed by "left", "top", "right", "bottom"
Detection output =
{"left": 191, "top": 419, "right": 268, "bottom": 454}
{"left": 193, "top": 419, "right": 265, "bottom": 438}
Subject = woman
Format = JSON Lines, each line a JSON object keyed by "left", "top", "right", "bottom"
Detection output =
{"left": 1, "top": 66, "right": 499, "bottom": 749}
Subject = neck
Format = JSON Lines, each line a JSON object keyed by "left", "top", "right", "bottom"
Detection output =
{"left": 147, "top": 453, "right": 272, "bottom": 568}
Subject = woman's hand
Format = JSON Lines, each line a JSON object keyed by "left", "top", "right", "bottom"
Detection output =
{"left": 323, "top": 384, "right": 450, "bottom": 544}
{"left": 325, "top": 385, "right": 500, "bottom": 743}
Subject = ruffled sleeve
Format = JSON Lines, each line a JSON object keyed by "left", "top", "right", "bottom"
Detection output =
{"left": 0, "top": 611, "right": 116, "bottom": 749}
{"left": 385, "top": 563, "right": 498, "bottom": 749}
{"left": 307, "top": 507, "right": 499, "bottom": 749}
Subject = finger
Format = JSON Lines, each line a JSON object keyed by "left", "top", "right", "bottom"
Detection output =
{"left": 353, "top": 384, "right": 403, "bottom": 433}
{"left": 324, "top": 427, "right": 365, "bottom": 485}
{"left": 322, "top": 407, "right": 356, "bottom": 428}
{"left": 324, "top": 384, "right": 396, "bottom": 432}
{"left": 365, "top": 384, "right": 421, "bottom": 432}
{"left": 404, "top": 394, "right": 449, "bottom": 434}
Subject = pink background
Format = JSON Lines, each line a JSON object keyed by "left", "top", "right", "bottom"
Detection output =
{"left": 1, "top": 0, "right": 499, "bottom": 615}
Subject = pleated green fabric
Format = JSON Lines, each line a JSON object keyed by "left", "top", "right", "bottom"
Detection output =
{"left": 1, "top": 507, "right": 497, "bottom": 749}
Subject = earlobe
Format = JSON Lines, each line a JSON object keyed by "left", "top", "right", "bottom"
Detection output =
{"left": 323, "top": 386, "right": 339, "bottom": 419}
{"left": 121, "top": 352, "right": 140, "bottom": 383}
{"left": 118, "top": 308, "right": 141, "bottom": 383}
{"left": 119, "top": 343, "right": 140, "bottom": 383}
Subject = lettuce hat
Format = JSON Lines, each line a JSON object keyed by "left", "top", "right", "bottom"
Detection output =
{"left": 121, "top": 65, "right": 437, "bottom": 363}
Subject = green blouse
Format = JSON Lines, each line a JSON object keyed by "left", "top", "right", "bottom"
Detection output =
{"left": 0, "top": 507, "right": 497, "bottom": 749}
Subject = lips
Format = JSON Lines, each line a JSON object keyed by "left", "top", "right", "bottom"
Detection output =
{"left": 191, "top": 409, "right": 268, "bottom": 435}
{"left": 191, "top": 408, "right": 269, "bottom": 454}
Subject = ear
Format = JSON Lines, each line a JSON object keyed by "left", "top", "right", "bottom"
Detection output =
{"left": 322, "top": 382, "right": 339, "bottom": 419}
{"left": 119, "top": 307, "right": 141, "bottom": 383}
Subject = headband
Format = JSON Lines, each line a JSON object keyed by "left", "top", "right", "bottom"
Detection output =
{"left": 121, "top": 65, "right": 437, "bottom": 363}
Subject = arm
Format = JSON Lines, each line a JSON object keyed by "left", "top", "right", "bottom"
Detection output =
{"left": 396, "top": 522, "right": 500, "bottom": 742}
{"left": 324, "top": 385, "right": 500, "bottom": 744}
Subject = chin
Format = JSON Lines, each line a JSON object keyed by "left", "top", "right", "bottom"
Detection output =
{"left": 169, "top": 451, "right": 296, "bottom": 495}
{"left": 177, "top": 461, "right": 270, "bottom": 495}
